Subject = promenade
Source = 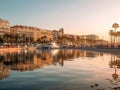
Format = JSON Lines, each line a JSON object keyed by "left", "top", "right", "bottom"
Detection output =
{"left": 0, "top": 47, "right": 35, "bottom": 52}
{"left": 0, "top": 46, "right": 120, "bottom": 55}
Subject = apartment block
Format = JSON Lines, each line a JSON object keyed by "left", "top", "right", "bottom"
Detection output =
{"left": 0, "top": 19, "right": 10, "bottom": 37}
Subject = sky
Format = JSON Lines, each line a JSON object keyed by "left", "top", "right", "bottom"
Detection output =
{"left": 0, "top": 0, "right": 120, "bottom": 40}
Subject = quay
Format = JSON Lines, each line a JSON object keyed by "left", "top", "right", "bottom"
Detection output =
{"left": 79, "top": 47, "right": 120, "bottom": 55}
{"left": 0, "top": 47, "right": 35, "bottom": 52}
{"left": 0, "top": 46, "right": 120, "bottom": 55}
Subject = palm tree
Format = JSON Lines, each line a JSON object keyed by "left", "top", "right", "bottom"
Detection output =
{"left": 115, "top": 31, "right": 118, "bottom": 44}
{"left": 41, "top": 35, "right": 47, "bottom": 44}
{"left": 112, "top": 23, "right": 119, "bottom": 32}
{"left": 112, "top": 23, "right": 119, "bottom": 44}
{"left": 14, "top": 34, "right": 19, "bottom": 43}
{"left": 9, "top": 34, "right": 14, "bottom": 44}
{"left": 29, "top": 37, "right": 34, "bottom": 43}
{"left": 3, "top": 33, "right": 10, "bottom": 43}
{"left": 0, "top": 37, "right": 3, "bottom": 43}
{"left": 117, "top": 31, "right": 120, "bottom": 44}
{"left": 109, "top": 30, "right": 114, "bottom": 47}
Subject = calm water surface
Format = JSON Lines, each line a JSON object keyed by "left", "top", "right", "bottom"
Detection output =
{"left": 0, "top": 49, "right": 120, "bottom": 90}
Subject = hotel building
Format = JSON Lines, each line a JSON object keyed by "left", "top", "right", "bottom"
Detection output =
{"left": 10, "top": 25, "right": 53, "bottom": 43}
{"left": 0, "top": 19, "right": 10, "bottom": 37}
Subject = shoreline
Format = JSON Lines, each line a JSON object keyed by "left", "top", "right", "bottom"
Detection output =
{"left": 79, "top": 47, "right": 120, "bottom": 55}
{"left": 0, "top": 47, "right": 35, "bottom": 52}
{"left": 0, "top": 47, "right": 120, "bottom": 55}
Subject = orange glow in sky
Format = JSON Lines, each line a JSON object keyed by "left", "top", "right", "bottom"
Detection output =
{"left": 0, "top": 0, "right": 120, "bottom": 40}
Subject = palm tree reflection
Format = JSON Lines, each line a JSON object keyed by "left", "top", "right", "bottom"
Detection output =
{"left": 107, "top": 54, "right": 120, "bottom": 89}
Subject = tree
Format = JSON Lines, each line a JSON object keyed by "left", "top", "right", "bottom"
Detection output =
{"left": 112, "top": 23, "right": 119, "bottom": 44}
{"left": 0, "top": 37, "right": 3, "bottom": 43}
{"left": 112, "top": 23, "right": 119, "bottom": 32}
{"left": 3, "top": 33, "right": 10, "bottom": 43}
{"left": 29, "top": 37, "right": 34, "bottom": 43}
{"left": 9, "top": 34, "right": 14, "bottom": 43}
{"left": 109, "top": 30, "right": 114, "bottom": 46}
{"left": 117, "top": 31, "right": 120, "bottom": 44}
{"left": 41, "top": 35, "right": 47, "bottom": 44}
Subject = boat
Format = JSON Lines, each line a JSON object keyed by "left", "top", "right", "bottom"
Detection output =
{"left": 43, "top": 42, "right": 59, "bottom": 49}
{"left": 35, "top": 44, "right": 42, "bottom": 49}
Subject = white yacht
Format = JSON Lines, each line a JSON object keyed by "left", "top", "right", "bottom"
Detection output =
{"left": 43, "top": 42, "right": 59, "bottom": 49}
{"left": 35, "top": 44, "right": 42, "bottom": 49}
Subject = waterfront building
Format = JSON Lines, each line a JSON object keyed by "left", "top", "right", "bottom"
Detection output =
{"left": 86, "top": 34, "right": 99, "bottom": 41}
{"left": 10, "top": 25, "right": 53, "bottom": 43}
{"left": 10, "top": 25, "right": 34, "bottom": 43}
{"left": 39, "top": 29, "right": 53, "bottom": 42}
{"left": 0, "top": 18, "right": 102, "bottom": 46}
{"left": 86, "top": 34, "right": 99, "bottom": 46}
{"left": 79, "top": 35, "right": 87, "bottom": 46}
{"left": 58, "top": 28, "right": 64, "bottom": 38}
{"left": 52, "top": 30, "right": 58, "bottom": 41}
{"left": 63, "top": 34, "right": 74, "bottom": 44}
{"left": 0, "top": 19, "right": 10, "bottom": 37}
{"left": 52, "top": 28, "right": 64, "bottom": 41}
{"left": 97, "top": 39, "right": 109, "bottom": 46}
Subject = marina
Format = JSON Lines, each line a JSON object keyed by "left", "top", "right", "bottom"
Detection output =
{"left": 0, "top": 0, "right": 120, "bottom": 90}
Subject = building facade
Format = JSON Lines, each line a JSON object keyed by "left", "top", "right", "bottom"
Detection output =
{"left": 10, "top": 25, "right": 53, "bottom": 43}
{"left": 0, "top": 19, "right": 10, "bottom": 37}
{"left": 52, "top": 28, "right": 64, "bottom": 41}
{"left": 86, "top": 34, "right": 99, "bottom": 46}
{"left": 0, "top": 18, "right": 102, "bottom": 45}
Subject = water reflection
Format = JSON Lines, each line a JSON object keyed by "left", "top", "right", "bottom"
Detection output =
{"left": 0, "top": 62, "right": 10, "bottom": 80}
{"left": 89, "top": 54, "right": 120, "bottom": 90}
{"left": 1, "top": 49, "right": 120, "bottom": 90}
{"left": 0, "top": 49, "right": 102, "bottom": 80}
{"left": 107, "top": 55, "right": 120, "bottom": 89}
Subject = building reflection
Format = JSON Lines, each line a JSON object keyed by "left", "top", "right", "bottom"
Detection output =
{"left": 86, "top": 51, "right": 99, "bottom": 58}
{"left": 0, "top": 49, "right": 103, "bottom": 80}
{"left": 0, "top": 61, "right": 10, "bottom": 80}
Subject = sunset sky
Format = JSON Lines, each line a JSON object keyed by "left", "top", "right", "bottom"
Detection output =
{"left": 0, "top": 0, "right": 120, "bottom": 40}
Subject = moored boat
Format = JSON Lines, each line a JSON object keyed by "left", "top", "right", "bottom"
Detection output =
{"left": 43, "top": 42, "right": 59, "bottom": 49}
